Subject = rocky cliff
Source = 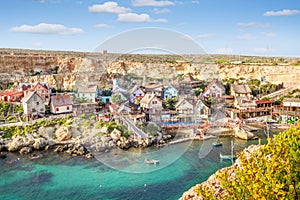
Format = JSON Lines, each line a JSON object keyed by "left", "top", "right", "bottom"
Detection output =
{"left": 1, "top": 48, "right": 299, "bottom": 90}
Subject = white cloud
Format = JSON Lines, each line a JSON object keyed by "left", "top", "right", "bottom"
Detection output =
{"left": 10, "top": 23, "right": 83, "bottom": 35}
{"left": 153, "top": 8, "right": 170, "bottom": 14}
{"left": 264, "top": 9, "right": 300, "bottom": 16}
{"left": 94, "top": 24, "right": 111, "bottom": 28}
{"left": 214, "top": 48, "right": 233, "bottom": 54}
{"left": 36, "top": 0, "right": 45, "bottom": 3}
{"left": 175, "top": 0, "right": 199, "bottom": 5}
{"left": 263, "top": 32, "right": 277, "bottom": 37}
{"left": 118, "top": 13, "right": 167, "bottom": 23}
{"left": 196, "top": 33, "right": 217, "bottom": 39}
{"left": 133, "top": 0, "right": 174, "bottom": 7}
{"left": 237, "top": 22, "right": 269, "bottom": 28}
{"left": 88, "top": 2, "right": 131, "bottom": 14}
{"left": 253, "top": 47, "right": 274, "bottom": 54}
{"left": 236, "top": 34, "right": 257, "bottom": 40}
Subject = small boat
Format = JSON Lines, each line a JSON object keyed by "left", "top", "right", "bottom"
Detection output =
{"left": 220, "top": 140, "right": 236, "bottom": 164}
{"left": 145, "top": 158, "right": 159, "bottom": 165}
{"left": 220, "top": 153, "right": 236, "bottom": 160}
{"left": 212, "top": 141, "right": 222, "bottom": 147}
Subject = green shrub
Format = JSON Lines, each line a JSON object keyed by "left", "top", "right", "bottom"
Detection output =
{"left": 197, "top": 124, "right": 300, "bottom": 199}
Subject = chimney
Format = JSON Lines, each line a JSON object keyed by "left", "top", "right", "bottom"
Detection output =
{"left": 55, "top": 93, "right": 59, "bottom": 100}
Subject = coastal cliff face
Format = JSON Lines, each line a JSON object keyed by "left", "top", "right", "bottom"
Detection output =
{"left": 0, "top": 48, "right": 299, "bottom": 90}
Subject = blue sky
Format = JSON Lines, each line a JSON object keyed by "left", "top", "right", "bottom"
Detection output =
{"left": 0, "top": 0, "right": 299, "bottom": 56}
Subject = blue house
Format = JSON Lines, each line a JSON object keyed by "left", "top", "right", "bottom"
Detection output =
{"left": 164, "top": 85, "right": 178, "bottom": 99}
{"left": 101, "top": 96, "right": 111, "bottom": 104}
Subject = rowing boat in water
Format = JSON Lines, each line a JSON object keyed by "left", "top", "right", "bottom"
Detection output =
{"left": 220, "top": 153, "right": 236, "bottom": 160}
{"left": 145, "top": 159, "right": 159, "bottom": 165}
{"left": 212, "top": 141, "right": 222, "bottom": 147}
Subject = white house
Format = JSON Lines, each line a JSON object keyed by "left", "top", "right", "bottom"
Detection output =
{"left": 175, "top": 99, "right": 194, "bottom": 115}
{"left": 230, "top": 84, "right": 256, "bottom": 109}
{"left": 202, "top": 79, "right": 225, "bottom": 98}
{"left": 77, "top": 85, "right": 97, "bottom": 102}
{"left": 195, "top": 99, "right": 211, "bottom": 118}
{"left": 21, "top": 91, "right": 45, "bottom": 119}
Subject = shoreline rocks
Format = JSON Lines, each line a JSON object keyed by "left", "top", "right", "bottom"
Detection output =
{"left": 0, "top": 130, "right": 173, "bottom": 160}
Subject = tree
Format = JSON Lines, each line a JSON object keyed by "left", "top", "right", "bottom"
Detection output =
{"left": 110, "top": 94, "right": 122, "bottom": 105}
{"left": 163, "top": 97, "right": 178, "bottom": 110}
{"left": 193, "top": 88, "right": 203, "bottom": 97}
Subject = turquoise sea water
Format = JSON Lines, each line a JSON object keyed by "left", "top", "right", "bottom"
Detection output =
{"left": 0, "top": 136, "right": 265, "bottom": 200}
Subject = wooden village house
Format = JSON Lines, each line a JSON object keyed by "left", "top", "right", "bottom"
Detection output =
{"left": 195, "top": 99, "right": 211, "bottom": 119}
{"left": 140, "top": 93, "right": 163, "bottom": 122}
{"left": 129, "top": 85, "right": 145, "bottom": 103}
{"left": 19, "top": 82, "right": 51, "bottom": 104}
{"left": 202, "top": 79, "right": 225, "bottom": 99}
{"left": 163, "top": 85, "right": 178, "bottom": 99}
{"left": 50, "top": 93, "right": 73, "bottom": 114}
{"left": 77, "top": 84, "right": 97, "bottom": 102}
{"left": 21, "top": 91, "right": 45, "bottom": 120}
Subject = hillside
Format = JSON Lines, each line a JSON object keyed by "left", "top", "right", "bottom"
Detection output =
{"left": 1, "top": 48, "right": 300, "bottom": 90}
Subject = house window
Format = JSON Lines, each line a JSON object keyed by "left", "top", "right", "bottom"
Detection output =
{"left": 33, "top": 96, "right": 37, "bottom": 101}
{"left": 134, "top": 94, "right": 136, "bottom": 97}
{"left": 67, "top": 106, "right": 69, "bottom": 110}
{"left": 36, "top": 102, "right": 39, "bottom": 105}
{"left": 56, "top": 108, "right": 59, "bottom": 112}
{"left": 152, "top": 101, "right": 157, "bottom": 104}
{"left": 40, "top": 108, "right": 44, "bottom": 112}
{"left": 90, "top": 93, "right": 92, "bottom": 97}
{"left": 32, "top": 108, "right": 36, "bottom": 112}
{"left": 45, "top": 95, "right": 48, "bottom": 99}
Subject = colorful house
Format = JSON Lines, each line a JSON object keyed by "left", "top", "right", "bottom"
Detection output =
{"left": 163, "top": 85, "right": 178, "bottom": 99}
{"left": 32, "top": 82, "right": 51, "bottom": 104}
{"left": 0, "top": 91, "right": 24, "bottom": 102}
{"left": 202, "top": 79, "right": 225, "bottom": 98}
{"left": 140, "top": 93, "right": 163, "bottom": 122}
{"left": 50, "top": 93, "right": 73, "bottom": 114}
{"left": 129, "top": 85, "right": 145, "bottom": 103}
{"left": 19, "top": 82, "right": 51, "bottom": 104}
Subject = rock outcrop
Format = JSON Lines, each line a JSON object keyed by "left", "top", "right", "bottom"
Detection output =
{"left": 55, "top": 127, "right": 72, "bottom": 141}
{"left": 1, "top": 49, "right": 299, "bottom": 91}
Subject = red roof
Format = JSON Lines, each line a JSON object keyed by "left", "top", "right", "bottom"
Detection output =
{"left": 0, "top": 91, "right": 23, "bottom": 96}
{"left": 256, "top": 100, "right": 274, "bottom": 104}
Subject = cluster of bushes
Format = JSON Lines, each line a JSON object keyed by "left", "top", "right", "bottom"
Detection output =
{"left": 94, "top": 120, "right": 130, "bottom": 138}
{"left": 0, "top": 103, "right": 24, "bottom": 123}
{"left": 196, "top": 124, "right": 300, "bottom": 199}
{"left": 0, "top": 115, "right": 73, "bottom": 138}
